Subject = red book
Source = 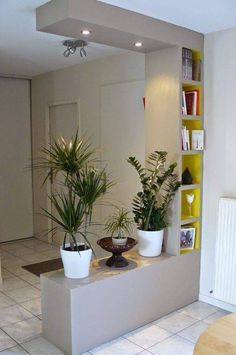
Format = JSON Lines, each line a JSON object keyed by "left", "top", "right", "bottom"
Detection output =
{"left": 184, "top": 90, "right": 199, "bottom": 115}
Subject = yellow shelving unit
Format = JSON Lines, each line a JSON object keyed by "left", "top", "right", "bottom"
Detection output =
{"left": 180, "top": 48, "right": 203, "bottom": 255}
{"left": 145, "top": 45, "right": 203, "bottom": 257}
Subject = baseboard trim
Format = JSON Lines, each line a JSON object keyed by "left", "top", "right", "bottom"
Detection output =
{"left": 199, "top": 293, "right": 236, "bottom": 312}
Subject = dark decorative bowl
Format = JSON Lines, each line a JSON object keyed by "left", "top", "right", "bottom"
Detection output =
{"left": 97, "top": 237, "right": 137, "bottom": 268}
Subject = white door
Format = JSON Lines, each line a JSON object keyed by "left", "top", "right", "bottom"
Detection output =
{"left": 101, "top": 81, "right": 145, "bottom": 227}
{"left": 49, "top": 102, "right": 79, "bottom": 245}
{"left": 0, "top": 78, "right": 33, "bottom": 242}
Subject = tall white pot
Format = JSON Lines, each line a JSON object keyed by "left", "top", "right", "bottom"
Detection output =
{"left": 137, "top": 229, "right": 164, "bottom": 257}
{"left": 60, "top": 243, "right": 92, "bottom": 279}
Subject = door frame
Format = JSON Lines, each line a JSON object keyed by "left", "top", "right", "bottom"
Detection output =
{"left": 45, "top": 99, "right": 81, "bottom": 244}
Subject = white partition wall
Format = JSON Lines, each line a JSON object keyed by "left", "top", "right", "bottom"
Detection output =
{"left": 101, "top": 80, "right": 145, "bottom": 220}
{"left": 31, "top": 52, "right": 145, "bottom": 243}
{"left": 0, "top": 77, "right": 33, "bottom": 242}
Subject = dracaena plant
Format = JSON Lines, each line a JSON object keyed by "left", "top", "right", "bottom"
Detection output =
{"left": 70, "top": 166, "right": 114, "bottom": 238}
{"left": 43, "top": 192, "right": 89, "bottom": 251}
{"left": 127, "top": 151, "right": 181, "bottom": 232}
{"left": 104, "top": 207, "right": 133, "bottom": 239}
{"left": 35, "top": 131, "right": 96, "bottom": 185}
{"left": 36, "top": 131, "right": 112, "bottom": 251}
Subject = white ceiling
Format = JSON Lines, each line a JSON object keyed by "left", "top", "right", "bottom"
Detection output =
{"left": 0, "top": 0, "right": 236, "bottom": 77}
{"left": 100, "top": 0, "right": 236, "bottom": 34}
{"left": 0, "top": 0, "right": 123, "bottom": 78}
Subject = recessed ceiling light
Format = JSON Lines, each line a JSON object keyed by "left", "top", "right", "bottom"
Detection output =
{"left": 135, "top": 42, "right": 143, "bottom": 47}
{"left": 81, "top": 29, "right": 92, "bottom": 35}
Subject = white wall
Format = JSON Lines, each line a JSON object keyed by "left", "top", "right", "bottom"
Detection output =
{"left": 31, "top": 52, "right": 145, "bottom": 251}
{"left": 0, "top": 77, "right": 33, "bottom": 242}
{"left": 200, "top": 27, "right": 236, "bottom": 307}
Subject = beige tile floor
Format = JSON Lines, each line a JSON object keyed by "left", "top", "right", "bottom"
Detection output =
{"left": 0, "top": 238, "right": 230, "bottom": 355}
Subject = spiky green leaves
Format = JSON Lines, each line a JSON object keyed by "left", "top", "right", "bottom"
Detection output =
{"left": 70, "top": 167, "right": 114, "bottom": 219}
{"left": 43, "top": 192, "right": 87, "bottom": 250}
{"left": 104, "top": 207, "right": 133, "bottom": 238}
{"left": 36, "top": 131, "right": 112, "bottom": 251}
{"left": 35, "top": 131, "right": 96, "bottom": 184}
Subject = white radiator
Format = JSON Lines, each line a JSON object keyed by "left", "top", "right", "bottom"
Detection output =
{"left": 214, "top": 198, "right": 236, "bottom": 305}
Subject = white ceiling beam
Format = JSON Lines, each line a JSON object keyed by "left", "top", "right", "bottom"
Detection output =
{"left": 36, "top": 0, "right": 203, "bottom": 52}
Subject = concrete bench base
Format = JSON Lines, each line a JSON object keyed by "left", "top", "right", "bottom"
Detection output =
{"left": 41, "top": 250, "right": 200, "bottom": 355}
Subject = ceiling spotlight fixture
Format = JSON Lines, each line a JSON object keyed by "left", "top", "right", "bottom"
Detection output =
{"left": 135, "top": 41, "right": 143, "bottom": 48}
{"left": 63, "top": 39, "right": 88, "bottom": 58}
{"left": 81, "top": 29, "right": 91, "bottom": 35}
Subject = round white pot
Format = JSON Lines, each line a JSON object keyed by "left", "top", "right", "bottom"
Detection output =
{"left": 137, "top": 229, "right": 164, "bottom": 257}
{"left": 60, "top": 243, "right": 92, "bottom": 279}
{"left": 112, "top": 236, "right": 127, "bottom": 246}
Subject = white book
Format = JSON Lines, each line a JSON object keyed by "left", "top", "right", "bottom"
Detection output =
{"left": 183, "top": 127, "right": 187, "bottom": 150}
{"left": 181, "top": 127, "right": 186, "bottom": 150}
{"left": 182, "top": 126, "right": 190, "bottom": 151}
{"left": 182, "top": 91, "right": 187, "bottom": 115}
{"left": 192, "top": 92, "right": 197, "bottom": 115}
{"left": 186, "top": 130, "right": 190, "bottom": 150}
{"left": 192, "top": 130, "right": 204, "bottom": 150}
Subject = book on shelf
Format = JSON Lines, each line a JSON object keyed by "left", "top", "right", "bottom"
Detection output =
{"left": 182, "top": 47, "right": 201, "bottom": 81}
{"left": 182, "top": 91, "right": 187, "bottom": 115}
{"left": 182, "top": 48, "right": 193, "bottom": 81}
{"left": 192, "top": 59, "right": 201, "bottom": 81}
{"left": 182, "top": 90, "right": 200, "bottom": 116}
{"left": 181, "top": 126, "right": 190, "bottom": 151}
{"left": 192, "top": 130, "right": 204, "bottom": 150}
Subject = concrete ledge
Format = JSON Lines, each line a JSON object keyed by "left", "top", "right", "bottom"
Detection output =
{"left": 41, "top": 250, "right": 200, "bottom": 354}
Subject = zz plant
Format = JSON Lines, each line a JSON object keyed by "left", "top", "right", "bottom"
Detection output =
{"left": 127, "top": 151, "right": 181, "bottom": 232}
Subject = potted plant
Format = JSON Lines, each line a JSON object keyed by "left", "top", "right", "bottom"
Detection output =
{"left": 127, "top": 151, "right": 181, "bottom": 257}
{"left": 44, "top": 192, "right": 92, "bottom": 279}
{"left": 36, "top": 132, "right": 112, "bottom": 278}
{"left": 104, "top": 207, "right": 133, "bottom": 246}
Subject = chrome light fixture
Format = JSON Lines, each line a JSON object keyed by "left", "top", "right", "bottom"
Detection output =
{"left": 63, "top": 40, "right": 87, "bottom": 58}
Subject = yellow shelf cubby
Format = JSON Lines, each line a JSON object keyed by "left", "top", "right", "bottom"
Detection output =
{"left": 182, "top": 83, "right": 203, "bottom": 116}
{"left": 182, "top": 119, "right": 202, "bottom": 131}
{"left": 182, "top": 153, "right": 202, "bottom": 185}
{"left": 181, "top": 188, "right": 201, "bottom": 221}
{"left": 180, "top": 220, "right": 201, "bottom": 255}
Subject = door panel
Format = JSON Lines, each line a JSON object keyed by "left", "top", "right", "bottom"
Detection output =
{"left": 50, "top": 103, "right": 78, "bottom": 142}
{"left": 0, "top": 78, "right": 33, "bottom": 242}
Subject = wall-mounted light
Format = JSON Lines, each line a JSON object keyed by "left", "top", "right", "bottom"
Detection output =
{"left": 135, "top": 42, "right": 143, "bottom": 48}
{"left": 81, "top": 29, "right": 92, "bottom": 36}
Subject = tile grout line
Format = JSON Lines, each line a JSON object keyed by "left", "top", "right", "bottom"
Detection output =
{"left": 1, "top": 288, "right": 40, "bottom": 305}
{"left": 155, "top": 316, "right": 200, "bottom": 335}
{"left": 0, "top": 240, "right": 60, "bottom": 353}
{"left": 0, "top": 302, "right": 37, "bottom": 318}
{"left": 121, "top": 335, "right": 148, "bottom": 351}
{"left": 0, "top": 320, "right": 43, "bottom": 353}
{"left": 134, "top": 311, "right": 220, "bottom": 351}
{"left": 122, "top": 326, "right": 175, "bottom": 353}
{"left": 175, "top": 332, "right": 196, "bottom": 345}
{"left": 0, "top": 326, "right": 30, "bottom": 353}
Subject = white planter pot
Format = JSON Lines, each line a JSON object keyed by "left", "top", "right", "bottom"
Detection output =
{"left": 112, "top": 236, "right": 127, "bottom": 246}
{"left": 60, "top": 243, "right": 92, "bottom": 279}
{"left": 137, "top": 229, "right": 164, "bottom": 257}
